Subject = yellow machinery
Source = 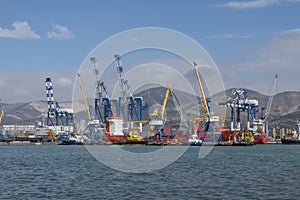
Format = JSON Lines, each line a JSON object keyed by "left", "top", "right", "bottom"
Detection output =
{"left": 0, "top": 110, "right": 4, "bottom": 124}
{"left": 77, "top": 73, "right": 91, "bottom": 121}
{"left": 241, "top": 131, "right": 254, "bottom": 143}
{"left": 280, "top": 128, "right": 285, "bottom": 139}
{"left": 161, "top": 84, "right": 173, "bottom": 120}
{"left": 48, "top": 129, "right": 56, "bottom": 141}
{"left": 149, "top": 84, "right": 173, "bottom": 135}
{"left": 272, "top": 128, "right": 276, "bottom": 142}
{"left": 150, "top": 84, "right": 173, "bottom": 120}
{"left": 193, "top": 62, "right": 210, "bottom": 119}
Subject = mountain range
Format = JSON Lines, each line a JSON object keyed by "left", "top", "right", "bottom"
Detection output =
{"left": 1, "top": 88, "right": 299, "bottom": 131}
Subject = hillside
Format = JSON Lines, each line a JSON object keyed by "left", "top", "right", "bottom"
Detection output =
{"left": 0, "top": 88, "right": 299, "bottom": 130}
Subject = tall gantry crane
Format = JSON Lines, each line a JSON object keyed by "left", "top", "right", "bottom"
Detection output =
{"left": 224, "top": 88, "right": 258, "bottom": 131}
{"left": 114, "top": 55, "right": 143, "bottom": 121}
{"left": 45, "top": 77, "right": 74, "bottom": 131}
{"left": 90, "top": 57, "right": 113, "bottom": 122}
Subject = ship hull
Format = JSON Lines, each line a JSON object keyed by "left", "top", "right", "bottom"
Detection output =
{"left": 281, "top": 138, "right": 300, "bottom": 144}
{"left": 254, "top": 136, "right": 268, "bottom": 144}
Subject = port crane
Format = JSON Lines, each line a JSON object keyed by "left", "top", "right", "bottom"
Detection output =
{"left": 45, "top": 77, "right": 74, "bottom": 133}
{"left": 90, "top": 57, "right": 116, "bottom": 122}
{"left": 149, "top": 84, "right": 179, "bottom": 142}
{"left": 262, "top": 74, "right": 279, "bottom": 122}
{"left": 90, "top": 57, "right": 105, "bottom": 122}
{"left": 77, "top": 73, "right": 103, "bottom": 142}
{"left": 0, "top": 110, "right": 4, "bottom": 124}
{"left": 150, "top": 84, "right": 173, "bottom": 122}
{"left": 114, "top": 55, "right": 143, "bottom": 121}
{"left": 191, "top": 62, "right": 222, "bottom": 144}
{"left": 193, "top": 62, "right": 210, "bottom": 119}
{"left": 0, "top": 99, "right": 4, "bottom": 124}
{"left": 192, "top": 63, "right": 219, "bottom": 128}
{"left": 224, "top": 89, "right": 258, "bottom": 131}
{"left": 252, "top": 74, "right": 279, "bottom": 139}
{"left": 77, "top": 73, "right": 91, "bottom": 121}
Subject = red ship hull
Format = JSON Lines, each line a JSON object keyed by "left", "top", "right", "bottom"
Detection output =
{"left": 221, "top": 130, "right": 238, "bottom": 141}
{"left": 103, "top": 135, "right": 127, "bottom": 143}
{"left": 253, "top": 136, "right": 268, "bottom": 144}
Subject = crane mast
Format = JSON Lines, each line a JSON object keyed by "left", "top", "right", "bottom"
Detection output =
{"left": 161, "top": 85, "right": 172, "bottom": 120}
{"left": 0, "top": 110, "right": 4, "bottom": 124}
{"left": 263, "top": 74, "right": 278, "bottom": 122}
{"left": 77, "top": 73, "right": 91, "bottom": 121}
{"left": 193, "top": 62, "right": 210, "bottom": 118}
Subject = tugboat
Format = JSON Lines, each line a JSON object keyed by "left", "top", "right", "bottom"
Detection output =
{"left": 281, "top": 120, "right": 300, "bottom": 144}
{"left": 183, "top": 134, "right": 204, "bottom": 146}
{"left": 281, "top": 132, "right": 300, "bottom": 144}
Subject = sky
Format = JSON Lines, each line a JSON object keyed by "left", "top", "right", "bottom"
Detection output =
{"left": 0, "top": 0, "right": 300, "bottom": 103}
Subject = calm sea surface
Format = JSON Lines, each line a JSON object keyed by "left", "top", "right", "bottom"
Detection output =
{"left": 0, "top": 144, "right": 299, "bottom": 199}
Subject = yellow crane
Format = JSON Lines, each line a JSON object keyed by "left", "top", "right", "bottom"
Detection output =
{"left": 193, "top": 62, "right": 210, "bottom": 119}
{"left": 150, "top": 84, "right": 173, "bottom": 120}
{"left": 77, "top": 73, "right": 91, "bottom": 121}
{"left": 161, "top": 84, "right": 173, "bottom": 120}
{"left": 0, "top": 110, "right": 4, "bottom": 123}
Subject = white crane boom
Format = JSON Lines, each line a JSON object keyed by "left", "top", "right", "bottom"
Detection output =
{"left": 263, "top": 74, "right": 278, "bottom": 122}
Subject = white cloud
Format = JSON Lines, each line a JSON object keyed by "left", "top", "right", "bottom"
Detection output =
{"left": 222, "top": 28, "right": 300, "bottom": 94}
{"left": 47, "top": 24, "right": 75, "bottom": 39}
{"left": 56, "top": 77, "right": 73, "bottom": 87}
{"left": 0, "top": 72, "right": 74, "bottom": 103}
{"left": 206, "top": 33, "right": 252, "bottom": 39}
{"left": 219, "top": 0, "right": 300, "bottom": 9}
{"left": 0, "top": 21, "right": 40, "bottom": 39}
{"left": 246, "top": 28, "right": 300, "bottom": 71}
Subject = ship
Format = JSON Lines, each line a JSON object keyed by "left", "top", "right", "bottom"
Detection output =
{"left": 281, "top": 130, "right": 300, "bottom": 144}
{"left": 253, "top": 134, "right": 268, "bottom": 144}
{"left": 252, "top": 121, "right": 268, "bottom": 144}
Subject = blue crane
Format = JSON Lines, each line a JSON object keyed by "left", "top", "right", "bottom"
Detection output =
{"left": 45, "top": 77, "right": 74, "bottom": 128}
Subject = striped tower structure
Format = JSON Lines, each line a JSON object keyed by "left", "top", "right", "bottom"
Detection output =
{"left": 45, "top": 77, "right": 56, "bottom": 125}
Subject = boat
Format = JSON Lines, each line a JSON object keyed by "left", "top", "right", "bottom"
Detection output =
{"left": 281, "top": 131, "right": 300, "bottom": 144}
{"left": 220, "top": 129, "right": 238, "bottom": 142}
{"left": 183, "top": 133, "right": 218, "bottom": 146}
{"left": 183, "top": 134, "right": 204, "bottom": 146}
{"left": 232, "top": 141, "right": 254, "bottom": 146}
{"left": 281, "top": 137, "right": 300, "bottom": 144}
{"left": 253, "top": 134, "right": 268, "bottom": 144}
{"left": 281, "top": 120, "right": 300, "bottom": 144}
{"left": 253, "top": 127, "right": 268, "bottom": 144}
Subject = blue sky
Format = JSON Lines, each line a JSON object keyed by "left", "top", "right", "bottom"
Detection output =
{"left": 0, "top": 0, "right": 300, "bottom": 103}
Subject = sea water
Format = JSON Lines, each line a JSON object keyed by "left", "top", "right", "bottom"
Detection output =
{"left": 0, "top": 145, "right": 299, "bottom": 199}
